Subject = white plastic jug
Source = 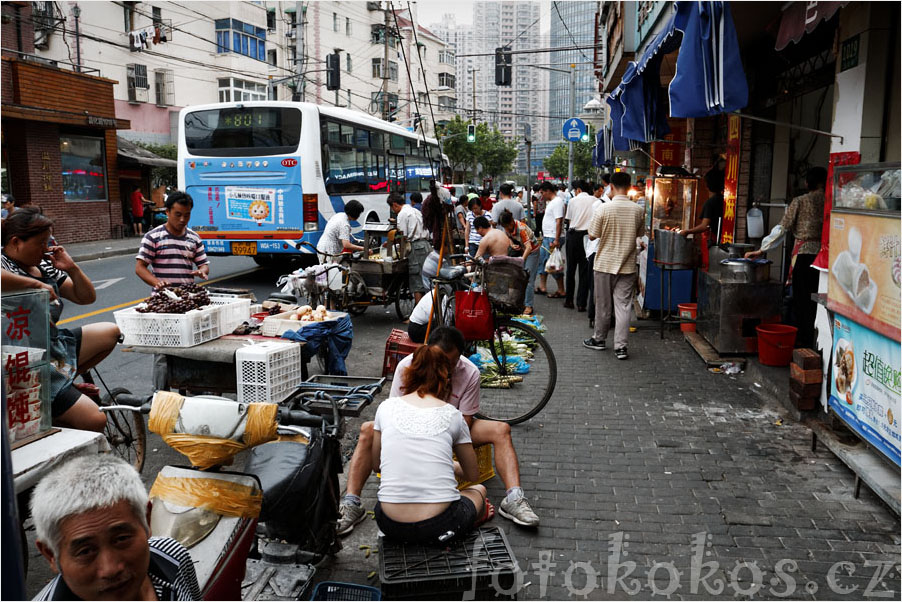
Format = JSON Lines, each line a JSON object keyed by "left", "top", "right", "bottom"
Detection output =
{"left": 747, "top": 207, "right": 764, "bottom": 238}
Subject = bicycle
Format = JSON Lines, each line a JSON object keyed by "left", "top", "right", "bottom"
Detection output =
{"left": 427, "top": 256, "right": 557, "bottom": 425}
{"left": 79, "top": 369, "right": 147, "bottom": 473}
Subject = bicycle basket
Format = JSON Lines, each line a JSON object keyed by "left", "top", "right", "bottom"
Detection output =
{"left": 482, "top": 258, "right": 527, "bottom": 313}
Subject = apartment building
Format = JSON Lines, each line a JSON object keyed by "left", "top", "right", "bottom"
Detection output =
{"left": 34, "top": 2, "right": 455, "bottom": 143}
{"left": 432, "top": 2, "right": 546, "bottom": 143}
{"left": 549, "top": 0, "right": 599, "bottom": 141}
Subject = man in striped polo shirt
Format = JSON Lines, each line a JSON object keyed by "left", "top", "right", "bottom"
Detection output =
{"left": 135, "top": 191, "right": 209, "bottom": 288}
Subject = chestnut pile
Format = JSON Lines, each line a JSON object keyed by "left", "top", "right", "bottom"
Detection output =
{"left": 136, "top": 283, "right": 212, "bottom": 314}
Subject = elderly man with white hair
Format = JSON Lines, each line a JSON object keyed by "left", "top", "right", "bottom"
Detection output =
{"left": 30, "top": 455, "right": 200, "bottom": 601}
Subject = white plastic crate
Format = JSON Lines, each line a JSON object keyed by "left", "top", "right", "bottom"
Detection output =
{"left": 261, "top": 310, "right": 346, "bottom": 338}
{"left": 211, "top": 296, "right": 251, "bottom": 334}
{"left": 235, "top": 341, "right": 303, "bottom": 404}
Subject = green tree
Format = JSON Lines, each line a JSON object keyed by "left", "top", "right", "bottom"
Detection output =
{"left": 542, "top": 140, "right": 595, "bottom": 181}
{"left": 135, "top": 142, "right": 177, "bottom": 188}
{"left": 435, "top": 115, "right": 476, "bottom": 181}
{"left": 478, "top": 127, "right": 519, "bottom": 180}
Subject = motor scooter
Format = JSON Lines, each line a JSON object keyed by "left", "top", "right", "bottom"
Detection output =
{"left": 110, "top": 382, "right": 382, "bottom": 600}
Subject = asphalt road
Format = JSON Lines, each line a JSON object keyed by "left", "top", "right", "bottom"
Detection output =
{"left": 23, "top": 252, "right": 404, "bottom": 597}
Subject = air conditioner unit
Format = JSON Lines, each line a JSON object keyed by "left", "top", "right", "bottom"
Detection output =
{"left": 128, "top": 87, "right": 149, "bottom": 103}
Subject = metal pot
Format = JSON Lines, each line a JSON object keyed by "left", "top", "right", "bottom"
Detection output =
{"left": 719, "top": 259, "right": 771, "bottom": 283}
{"left": 725, "top": 243, "right": 755, "bottom": 258}
{"left": 653, "top": 229, "right": 696, "bottom": 268}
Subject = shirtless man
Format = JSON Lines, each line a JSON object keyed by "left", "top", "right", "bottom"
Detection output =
{"left": 472, "top": 215, "right": 509, "bottom": 259}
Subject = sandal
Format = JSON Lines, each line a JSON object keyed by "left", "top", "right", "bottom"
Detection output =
{"left": 474, "top": 498, "right": 495, "bottom": 527}
{"left": 522, "top": 307, "right": 534, "bottom": 316}
{"left": 547, "top": 291, "right": 565, "bottom": 299}
{"left": 535, "top": 287, "right": 547, "bottom": 294}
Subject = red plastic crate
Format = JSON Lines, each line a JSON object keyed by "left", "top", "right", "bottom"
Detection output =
{"left": 382, "top": 329, "right": 421, "bottom": 378}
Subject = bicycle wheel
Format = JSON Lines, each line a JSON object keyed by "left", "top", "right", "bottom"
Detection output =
{"left": 343, "top": 272, "right": 369, "bottom": 315}
{"left": 474, "top": 318, "right": 556, "bottom": 425}
{"left": 395, "top": 286, "right": 415, "bottom": 320}
{"left": 100, "top": 387, "right": 147, "bottom": 473}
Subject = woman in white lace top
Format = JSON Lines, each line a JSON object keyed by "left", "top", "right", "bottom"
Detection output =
{"left": 372, "top": 345, "right": 490, "bottom": 544}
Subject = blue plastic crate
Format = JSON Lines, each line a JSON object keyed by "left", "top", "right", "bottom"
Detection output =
{"left": 311, "top": 581, "right": 382, "bottom": 601}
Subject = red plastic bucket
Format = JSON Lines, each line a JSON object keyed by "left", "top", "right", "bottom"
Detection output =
{"left": 756, "top": 324, "right": 797, "bottom": 366}
{"left": 678, "top": 303, "right": 697, "bottom": 333}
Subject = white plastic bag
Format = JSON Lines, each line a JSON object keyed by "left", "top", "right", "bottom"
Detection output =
{"left": 545, "top": 248, "right": 564, "bottom": 273}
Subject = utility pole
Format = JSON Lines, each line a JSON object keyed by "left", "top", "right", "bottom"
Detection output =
{"left": 72, "top": 4, "right": 82, "bottom": 73}
{"left": 567, "top": 63, "right": 575, "bottom": 188}
{"left": 469, "top": 67, "right": 479, "bottom": 185}
{"left": 296, "top": 1, "right": 305, "bottom": 101}
{"left": 381, "top": 5, "right": 391, "bottom": 121}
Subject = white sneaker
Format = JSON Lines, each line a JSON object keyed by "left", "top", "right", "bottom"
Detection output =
{"left": 498, "top": 496, "right": 540, "bottom": 527}
{"left": 337, "top": 501, "right": 366, "bottom": 536}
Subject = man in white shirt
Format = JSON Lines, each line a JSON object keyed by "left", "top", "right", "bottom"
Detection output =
{"left": 388, "top": 193, "right": 430, "bottom": 304}
{"left": 563, "top": 180, "right": 596, "bottom": 311}
{"left": 586, "top": 176, "right": 611, "bottom": 327}
{"left": 556, "top": 183, "right": 572, "bottom": 203}
{"left": 490, "top": 183, "right": 525, "bottom": 225}
{"left": 537, "top": 182, "right": 565, "bottom": 297}
{"left": 316, "top": 200, "right": 364, "bottom": 262}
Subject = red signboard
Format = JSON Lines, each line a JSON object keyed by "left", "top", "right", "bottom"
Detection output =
{"left": 813, "top": 151, "right": 860, "bottom": 270}
{"left": 720, "top": 115, "right": 741, "bottom": 244}
{"left": 281, "top": 158, "right": 298, "bottom": 167}
{"left": 651, "top": 122, "right": 685, "bottom": 171}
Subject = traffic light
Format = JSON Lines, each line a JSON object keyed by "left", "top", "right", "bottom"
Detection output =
{"left": 466, "top": 124, "right": 476, "bottom": 143}
{"left": 494, "top": 47, "right": 512, "bottom": 86}
{"left": 326, "top": 52, "right": 340, "bottom": 91}
{"left": 413, "top": 113, "right": 422, "bottom": 130}
{"left": 581, "top": 124, "right": 591, "bottom": 143}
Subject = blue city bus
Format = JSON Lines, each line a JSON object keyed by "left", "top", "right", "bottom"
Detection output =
{"left": 177, "top": 101, "right": 447, "bottom": 268}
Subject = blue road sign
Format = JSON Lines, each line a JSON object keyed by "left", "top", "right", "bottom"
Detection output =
{"left": 562, "top": 117, "right": 587, "bottom": 142}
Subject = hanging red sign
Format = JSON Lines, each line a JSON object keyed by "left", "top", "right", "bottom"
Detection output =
{"left": 720, "top": 115, "right": 741, "bottom": 244}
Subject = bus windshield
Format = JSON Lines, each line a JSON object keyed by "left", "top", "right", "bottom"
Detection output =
{"left": 184, "top": 107, "right": 302, "bottom": 156}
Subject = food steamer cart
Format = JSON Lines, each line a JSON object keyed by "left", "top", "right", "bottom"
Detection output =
{"left": 822, "top": 162, "right": 900, "bottom": 487}
{"left": 637, "top": 175, "right": 699, "bottom": 316}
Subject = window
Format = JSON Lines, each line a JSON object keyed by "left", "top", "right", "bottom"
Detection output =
{"left": 122, "top": 1, "right": 135, "bottom": 32}
{"left": 438, "top": 95, "right": 456, "bottom": 111}
{"left": 217, "top": 77, "right": 267, "bottom": 103}
{"left": 346, "top": 54, "right": 352, "bottom": 73}
{"left": 438, "top": 49, "right": 455, "bottom": 64}
{"left": 266, "top": 8, "right": 276, "bottom": 30}
{"left": 60, "top": 136, "right": 107, "bottom": 202}
{"left": 126, "top": 63, "right": 149, "bottom": 102}
{"left": 154, "top": 68, "right": 174, "bottom": 106}
{"left": 371, "top": 24, "right": 396, "bottom": 48}
{"left": 345, "top": 17, "right": 352, "bottom": 36}
{"left": 438, "top": 72, "right": 455, "bottom": 89}
{"left": 184, "top": 107, "right": 301, "bottom": 156}
{"left": 267, "top": 49, "right": 277, "bottom": 66}
{"left": 152, "top": 6, "right": 162, "bottom": 24}
{"left": 333, "top": 12, "right": 339, "bottom": 32}
{"left": 215, "top": 18, "right": 266, "bottom": 61}
{"left": 372, "top": 58, "right": 398, "bottom": 81}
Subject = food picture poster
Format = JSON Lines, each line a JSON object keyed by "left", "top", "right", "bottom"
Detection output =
{"left": 827, "top": 212, "right": 900, "bottom": 340}
{"left": 829, "top": 315, "right": 901, "bottom": 466}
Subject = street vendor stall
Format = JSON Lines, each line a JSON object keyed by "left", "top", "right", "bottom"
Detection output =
{"left": 825, "top": 162, "right": 900, "bottom": 467}
{"left": 637, "top": 174, "right": 699, "bottom": 313}
{"left": 340, "top": 222, "right": 415, "bottom": 320}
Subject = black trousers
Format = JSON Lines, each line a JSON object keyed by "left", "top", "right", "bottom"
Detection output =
{"left": 586, "top": 253, "right": 595, "bottom": 319}
{"left": 792, "top": 253, "right": 818, "bottom": 348}
{"left": 565, "top": 230, "right": 589, "bottom": 307}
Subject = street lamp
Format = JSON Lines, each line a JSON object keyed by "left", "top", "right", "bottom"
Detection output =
{"left": 72, "top": 4, "right": 82, "bottom": 73}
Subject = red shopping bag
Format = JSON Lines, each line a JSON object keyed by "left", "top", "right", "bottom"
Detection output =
{"left": 454, "top": 291, "right": 494, "bottom": 340}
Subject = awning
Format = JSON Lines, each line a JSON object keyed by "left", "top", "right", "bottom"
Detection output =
{"left": 606, "top": 1, "right": 748, "bottom": 150}
{"left": 775, "top": 1, "right": 846, "bottom": 51}
{"left": 116, "top": 136, "right": 176, "bottom": 167}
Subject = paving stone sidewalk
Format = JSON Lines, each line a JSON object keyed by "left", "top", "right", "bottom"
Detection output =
{"left": 322, "top": 291, "right": 901, "bottom": 600}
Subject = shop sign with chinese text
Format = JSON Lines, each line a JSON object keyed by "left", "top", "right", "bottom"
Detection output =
{"left": 830, "top": 315, "right": 901, "bottom": 466}
{"left": 720, "top": 114, "right": 740, "bottom": 244}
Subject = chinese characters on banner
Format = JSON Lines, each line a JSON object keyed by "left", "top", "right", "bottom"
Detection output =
{"left": 720, "top": 115, "right": 741, "bottom": 244}
{"left": 651, "top": 122, "right": 686, "bottom": 171}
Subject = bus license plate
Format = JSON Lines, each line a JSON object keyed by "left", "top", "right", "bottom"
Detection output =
{"left": 232, "top": 242, "right": 257, "bottom": 256}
